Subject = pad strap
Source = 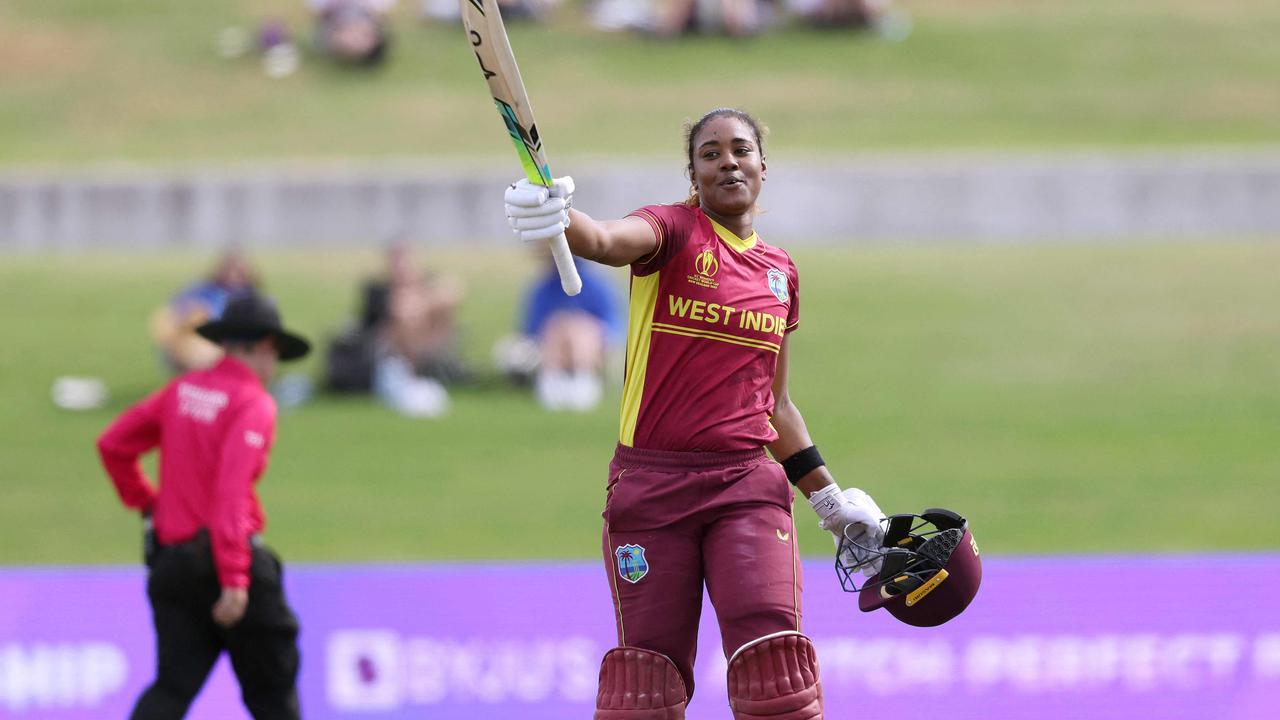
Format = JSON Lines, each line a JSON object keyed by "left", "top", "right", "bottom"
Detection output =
{"left": 727, "top": 632, "right": 823, "bottom": 720}
{"left": 780, "top": 445, "right": 825, "bottom": 485}
{"left": 594, "top": 647, "right": 688, "bottom": 720}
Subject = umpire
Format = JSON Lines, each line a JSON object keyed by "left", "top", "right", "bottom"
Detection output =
{"left": 97, "top": 293, "right": 310, "bottom": 720}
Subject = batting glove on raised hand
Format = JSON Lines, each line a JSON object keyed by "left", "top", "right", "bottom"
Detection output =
{"left": 504, "top": 176, "right": 574, "bottom": 243}
{"left": 808, "top": 484, "right": 887, "bottom": 576}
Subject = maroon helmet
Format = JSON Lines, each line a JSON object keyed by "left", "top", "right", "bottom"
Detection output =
{"left": 836, "top": 508, "right": 982, "bottom": 627}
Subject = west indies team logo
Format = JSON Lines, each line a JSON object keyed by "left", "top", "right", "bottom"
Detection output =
{"left": 766, "top": 268, "right": 789, "bottom": 303}
{"left": 615, "top": 544, "right": 649, "bottom": 583}
{"left": 687, "top": 247, "right": 720, "bottom": 289}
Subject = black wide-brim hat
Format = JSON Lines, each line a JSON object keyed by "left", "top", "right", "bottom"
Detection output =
{"left": 196, "top": 292, "right": 311, "bottom": 362}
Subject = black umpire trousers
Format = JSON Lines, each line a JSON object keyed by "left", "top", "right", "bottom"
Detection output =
{"left": 131, "top": 532, "right": 301, "bottom": 720}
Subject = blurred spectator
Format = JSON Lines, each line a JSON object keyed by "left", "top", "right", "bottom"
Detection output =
{"left": 257, "top": 18, "right": 293, "bottom": 52}
{"left": 377, "top": 241, "right": 467, "bottom": 381}
{"left": 659, "top": 0, "right": 763, "bottom": 37}
{"left": 589, "top": 0, "right": 658, "bottom": 32}
{"left": 311, "top": 0, "right": 394, "bottom": 66}
{"left": 589, "top": 0, "right": 909, "bottom": 37}
{"left": 591, "top": 0, "right": 766, "bottom": 37}
{"left": 213, "top": 18, "right": 299, "bottom": 78}
{"left": 149, "top": 248, "right": 259, "bottom": 375}
{"left": 258, "top": 18, "right": 303, "bottom": 78}
{"left": 325, "top": 241, "right": 466, "bottom": 417}
{"left": 787, "top": 0, "right": 911, "bottom": 38}
{"left": 421, "top": 0, "right": 558, "bottom": 24}
{"left": 494, "top": 251, "right": 622, "bottom": 412}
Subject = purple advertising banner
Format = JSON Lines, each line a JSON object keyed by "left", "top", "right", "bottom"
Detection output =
{"left": 2, "top": 556, "right": 1278, "bottom": 719}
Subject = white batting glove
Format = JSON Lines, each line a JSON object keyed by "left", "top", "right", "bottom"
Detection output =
{"left": 504, "top": 176, "right": 574, "bottom": 243}
{"left": 808, "top": 484, "right": 887, "bottom": 576}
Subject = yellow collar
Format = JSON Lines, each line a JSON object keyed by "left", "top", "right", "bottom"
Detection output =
{"left": 706, "top": 214, "right": 758, "bottom": 253}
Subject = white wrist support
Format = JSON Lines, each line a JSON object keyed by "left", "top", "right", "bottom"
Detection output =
{"left": 807, "top": 483, "right": 844, "bottom": 520}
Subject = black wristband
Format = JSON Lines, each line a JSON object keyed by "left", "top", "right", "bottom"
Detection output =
{"left": 781, "top": 445, "right": 825, "bottom": 485}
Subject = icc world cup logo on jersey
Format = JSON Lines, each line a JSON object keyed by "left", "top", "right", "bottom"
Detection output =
{"left": 688, "top": 248, "right": 720, "bottom": 289}
{"left": 695, "top": 250, "right": 719, "bottom": 278}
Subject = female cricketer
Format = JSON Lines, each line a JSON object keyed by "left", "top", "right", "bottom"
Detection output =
{"left": 504, "top": 108, "right": 887, "bottom": 720}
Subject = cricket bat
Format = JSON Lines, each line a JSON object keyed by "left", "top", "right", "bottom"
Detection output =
{"left": 460, "top": 0, "right": 583, "bottom": 296}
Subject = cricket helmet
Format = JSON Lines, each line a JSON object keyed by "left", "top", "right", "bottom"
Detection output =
{"left": 836, "top": 508, "right": 982, "bottom": 627}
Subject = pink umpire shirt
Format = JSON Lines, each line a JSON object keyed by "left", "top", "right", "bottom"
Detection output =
{"left": 97, "top": 355, "right": 277, "bottom": 589}
{"left": 622, "top": 203, "right": 800, "bottom": 452}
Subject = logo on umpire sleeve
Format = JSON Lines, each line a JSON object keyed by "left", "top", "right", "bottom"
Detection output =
{"left": 615, "top": 544, "right": 649, "bottom": 584}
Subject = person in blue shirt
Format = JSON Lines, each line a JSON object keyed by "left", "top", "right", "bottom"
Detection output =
{"left": 505, "top": 250, "right": 623, "bottom": 411}
{"left": 150, "top": 248, "right": 259, "bottom": 374}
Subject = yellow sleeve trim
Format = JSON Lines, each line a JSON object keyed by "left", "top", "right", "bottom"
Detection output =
{"left": 619, "top": 272, "right": 662, "bottom": 446}
{"left": 629, "top": 209, "right": 666, "bottom": 266}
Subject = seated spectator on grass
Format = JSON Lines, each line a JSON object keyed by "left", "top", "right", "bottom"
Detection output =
{"left": 787, "top": 0, "right": 910, "bottom": 38}
{"left": 421, "top": 0, "right": 557, "bottom": 23}
{"left": 311, "top": 0, "right": 394, "bottom": 66}
{"left": 495, "top": 251, "right": 622, "bottom": 412}
{"left": 588, "top": 0, "right": 658, "bottom": 32}
{"left": 149, "top": 248, "right": 259, "bottom": 374}
{"left": 376, "top": 240, "right": 467, "bottom": 383}
{"left": 324, "top": 240, "right": 466, "bottom": 417}
{"left": 591, "top": 0, "right": 765, "bottom": 37}
{"left": 660, "top": 0, "right": 764, "bottom": 37}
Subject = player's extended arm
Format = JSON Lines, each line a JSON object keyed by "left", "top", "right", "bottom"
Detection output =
{"left": 564, "top": 210, "right": 658, "bottom": 267}
{"left": 504, "top": 178, "right": 658, "bottom": 267}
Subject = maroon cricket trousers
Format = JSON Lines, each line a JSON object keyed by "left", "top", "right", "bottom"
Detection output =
{"left": 601, "top": 444, "right": 803, "bottom": 698}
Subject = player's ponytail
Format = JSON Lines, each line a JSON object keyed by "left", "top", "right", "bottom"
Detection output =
{"left": 683, "top": 182, "right": 700, "bottom": 207}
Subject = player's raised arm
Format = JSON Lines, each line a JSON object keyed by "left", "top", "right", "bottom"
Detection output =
{"left": 503, "top": 177, "right": 659, "bottom": 267}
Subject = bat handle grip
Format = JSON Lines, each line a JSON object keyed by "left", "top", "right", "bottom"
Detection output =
{"left": 549, "top": 232, "right": 582, "bottom": 296}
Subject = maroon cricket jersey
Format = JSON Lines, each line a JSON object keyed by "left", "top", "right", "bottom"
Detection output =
{"left": 620, "top": 204, "right": 799, "bottom": 451}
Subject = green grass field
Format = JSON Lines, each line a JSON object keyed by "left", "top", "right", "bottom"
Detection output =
{"left": 2, "top": 0, "right": 1278, "bottom": 164}
{"left": 2, "top": 241, "right": 1277, "bottom": 564}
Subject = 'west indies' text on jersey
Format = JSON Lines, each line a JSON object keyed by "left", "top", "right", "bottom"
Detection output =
{"left": 621, "top": 204, "right": 799, "bottom": 451}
